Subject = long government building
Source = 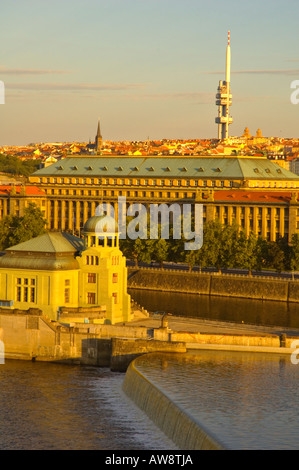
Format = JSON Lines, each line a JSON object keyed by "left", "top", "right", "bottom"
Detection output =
{"left": 2, "top": 154, "right": 299, "bottom": 243}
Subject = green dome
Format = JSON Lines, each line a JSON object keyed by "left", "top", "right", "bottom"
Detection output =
{"left": 83, "top": 215, "right": 118, "bottom": 235}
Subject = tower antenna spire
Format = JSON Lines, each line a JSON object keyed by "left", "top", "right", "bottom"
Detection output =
{"left": 215, "top": 31, "right": 233, "bottom": 140}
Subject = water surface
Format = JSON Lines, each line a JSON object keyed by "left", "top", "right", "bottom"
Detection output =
{"left": 0, "top": 360, "right": 176, "bottom": 450}
{"left": 134, "top": 351, "right": 299, "bottom": 450}
{"left": 129, "top": 288, "right": 299, "bottom": 328}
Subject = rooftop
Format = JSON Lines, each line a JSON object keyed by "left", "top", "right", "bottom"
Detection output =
{"left": 0, "top": 185, "right": 46, "bottom": 196}
{"left": 5, "top": 232, "right": 84, "bottom": 254}
{"left": 32, "top": 156, "right": 299, "bottom": 181}
{"left": 213, "top": 190, "right": 294, "bottom": 204}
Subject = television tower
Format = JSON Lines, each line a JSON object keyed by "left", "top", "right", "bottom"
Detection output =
{"left": 215, "top": 31, "right": 233, "bottom": 140}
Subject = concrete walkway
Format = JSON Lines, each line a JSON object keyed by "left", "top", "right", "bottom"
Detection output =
{"left": 126, "top": 313, "right": 299, "bottom": 338}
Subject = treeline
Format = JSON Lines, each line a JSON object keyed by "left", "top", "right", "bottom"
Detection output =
{"left": 0, "top": 154, "right": 41, "bottom": 176}
{"left": 120, "top": 220, "right": 299, "bottom": 273}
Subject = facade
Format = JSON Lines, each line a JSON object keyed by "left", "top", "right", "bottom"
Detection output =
{"left": 0, "top": 215, "right": 131, "bottom": 324}
{"left": 0, "top": 184, "right": 47, "bottom": 219}
{"left": 27, "top": 155, "right": 299, "bottom": 243}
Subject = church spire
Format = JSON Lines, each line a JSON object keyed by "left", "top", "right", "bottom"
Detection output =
{"left": 95, "top": 118, "right": 103, "bottom": 155}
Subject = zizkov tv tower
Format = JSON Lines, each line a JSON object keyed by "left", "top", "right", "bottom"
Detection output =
{"left": 215, "top": 31, "right": 233, "bottom": 140}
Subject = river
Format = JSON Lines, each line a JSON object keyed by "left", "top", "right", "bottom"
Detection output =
{"left": 129, "top": 288, "right": 299, "bottom": 328}
{"left": 0, "top": 360, "right": 176, "bottom": 450}
{"left": 133, "top": 351, "right": 299, "bottom": 450}
{"left": 1, "top": 291, "right": 299, "bottom": 450}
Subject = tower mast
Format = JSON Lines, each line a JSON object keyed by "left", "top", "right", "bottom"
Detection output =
{"left": 215, "top": 31, "right": 233, "bottom": 140}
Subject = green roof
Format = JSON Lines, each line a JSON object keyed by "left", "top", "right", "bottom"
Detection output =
{"left": 32, "top": 156, "right": 299, "bottom": 180}
{"left": 6, "top": 232, "right": 84, "bottom": 254}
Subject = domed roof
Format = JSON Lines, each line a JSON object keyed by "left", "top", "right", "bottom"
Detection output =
{"left": 83, "top": 215, "right": 118, "bottom": 235}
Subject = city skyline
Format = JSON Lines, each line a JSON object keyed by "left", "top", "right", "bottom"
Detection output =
{"left": 1, "top": 0, "right": 299, "bottom": 145}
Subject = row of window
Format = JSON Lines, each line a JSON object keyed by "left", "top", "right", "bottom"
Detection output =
{"left": 215, "top": 206, "right": 289, "bottom": 217}
{"left": 38, "top": 176, "right": 298, "bottom": 188}
{"left": 48, "top": 189, "right": 196, "bottom": 198}
{"left": 15, "top": 276, "right": 119, "bottom": 305}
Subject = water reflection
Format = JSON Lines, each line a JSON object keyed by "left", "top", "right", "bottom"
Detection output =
{"left": 129, "top": 288, "right": 299, "bottom": 328}
{"left": 0, "top": 360, "right": 176, "bottom": 450}
{"left": 134, "top": 351, "right": 299, "bottom": 450}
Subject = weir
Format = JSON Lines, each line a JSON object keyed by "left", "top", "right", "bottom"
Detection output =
{"left": 122, "top": 355, "right": 225, "bottom": 450}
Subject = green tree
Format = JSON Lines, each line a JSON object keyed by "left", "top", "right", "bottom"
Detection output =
{"left": 0, "top": 203, "right": 47, "bottom": 250}
{"left": 149, "top": 238, "right": 169, "bottom": 269}
{"left": 233, "top": 231, "right": 258, "bottom": 275}
{"left": 290, "top": 234, "right": 299, "bottom": 271}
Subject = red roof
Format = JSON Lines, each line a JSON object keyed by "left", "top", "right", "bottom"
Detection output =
{"left": 213, "top": 190, "right": 295, "bottom": 204}
{"left": 0, "top": 185, "right": 45, "bottom": 196}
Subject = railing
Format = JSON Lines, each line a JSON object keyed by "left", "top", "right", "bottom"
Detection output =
{"left": 127, "top": 265, "right": 299, "bottom": 282}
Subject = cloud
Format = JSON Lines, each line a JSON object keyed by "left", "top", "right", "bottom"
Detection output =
{"left": 141, "top": 91, "right": 214, "bottom": 103}
{"left": 6, "top": 82, "right": 147, "bottom": 92}
{"left": 203, "top": 69, "right": 299, "bottom": 76}
{"left": 0, "top": 68, "right": 70, "bottom": 75}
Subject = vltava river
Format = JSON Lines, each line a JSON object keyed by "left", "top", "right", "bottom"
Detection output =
{"left": 129, "top": 288, "right": 299, "bottom": 328}
{"left": 134, "top": 351, "right": 299, "bottom": 450}
{"left": 0, "top": 360, "right": 176, "bottom": 450}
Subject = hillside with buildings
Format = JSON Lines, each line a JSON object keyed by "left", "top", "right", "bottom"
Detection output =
{"left": 1, "top": 127, "right": 299, "bottom": 175}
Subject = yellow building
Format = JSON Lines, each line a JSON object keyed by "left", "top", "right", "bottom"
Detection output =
{"left": 0, "top": 215, "right": 131, "bottom": 324}
{"left": 26, "top": 155, "right": 299, "bottom": 243}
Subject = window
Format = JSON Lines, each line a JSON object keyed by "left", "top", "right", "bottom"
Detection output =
{"left": 16, "top": 278, "right": 35, "bottom": 303}
{"left": 17, "top": 286, "right": 21, "bottom": 302}
{"left": 112, "top": 293, "right": 118, "bottom": 304}
{"left": 87, "top": 292, "right": 96, "bottom": 304}
{"left": 64, "top": 288, "right": 70, "bottom": 304}
{"left": 112, "top": 273, "right": 118, "bottom": 283}
{"left": 88, "top": 273, "right": 96, "bottom": 283}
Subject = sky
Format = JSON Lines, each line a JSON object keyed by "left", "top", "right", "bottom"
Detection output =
{"left": 1, "top": 0, "right": 299, "bottom": 145}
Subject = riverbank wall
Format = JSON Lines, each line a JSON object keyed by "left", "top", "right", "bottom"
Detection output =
{"left": 0, "top": 308, "right": 297, "bottom": 370}
{"left": 128, "top": 268, "right": 299, "bottom": 303}
{"left": 0, "top": 309, "right": 186, "bottom": 370}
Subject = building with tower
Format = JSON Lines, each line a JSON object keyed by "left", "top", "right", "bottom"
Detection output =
{"left": 0, "top": 214, "right": 131, "bottom": 324}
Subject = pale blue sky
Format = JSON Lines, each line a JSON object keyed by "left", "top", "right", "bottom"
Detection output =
{"left": 1, "top": 0, "right": 299, "bottom": 145}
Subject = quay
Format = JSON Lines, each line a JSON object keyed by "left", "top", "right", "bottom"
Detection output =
{"left": 127, "top": 267, "right": 299, "bottom": 303}
{"left": 1, "top": 307, "right": 298, "bottom": 371}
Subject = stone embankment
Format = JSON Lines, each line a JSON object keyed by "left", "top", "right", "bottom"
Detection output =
{"left": 128, "top": 267, "right": 299, "bottom": 303}
{"left": 0, "top": 308, "right": 298, "bottom": 371}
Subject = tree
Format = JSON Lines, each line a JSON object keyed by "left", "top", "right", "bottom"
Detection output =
{"left": 233, "top": 231, "right": 258, "bottom": 275}
{"left": 290, "top": 234, "right": 299, "bottom": 272}
{"left": 150, "top": 238, "right": 169, "bottom": 269}
{"left": 0, "top": 203, "right": 47, "bottom": 250}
